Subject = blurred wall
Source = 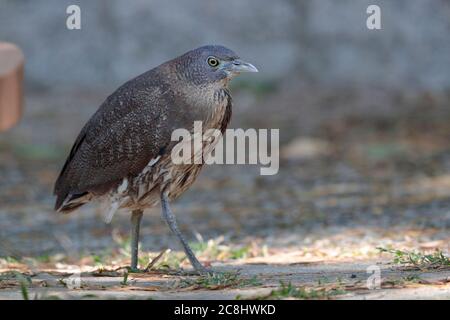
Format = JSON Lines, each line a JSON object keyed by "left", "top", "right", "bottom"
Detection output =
{"left": 1, "top": 0, "right": 450, "bottom": 90}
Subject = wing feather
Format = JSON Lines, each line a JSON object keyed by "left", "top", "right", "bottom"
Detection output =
{"left": 54, "top": 73, "right": 176, "bottom": 211}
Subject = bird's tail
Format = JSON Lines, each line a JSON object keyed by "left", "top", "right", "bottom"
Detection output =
{"left": 55, "top": 192, "right": 92, "bottom": 213}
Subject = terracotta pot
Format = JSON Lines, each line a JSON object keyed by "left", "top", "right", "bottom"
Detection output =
{"left": 0, "top": 42, "right": 24, "bottom": 132}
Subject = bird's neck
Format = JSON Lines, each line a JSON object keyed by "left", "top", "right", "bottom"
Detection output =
{"left": 179, "top": 82, "right": 229, "bottom": 111}
{"left": 174, "top": 82, "right": 231, "bottom": 134}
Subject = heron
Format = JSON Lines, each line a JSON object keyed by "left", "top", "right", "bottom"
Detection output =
{"left": 54, "top": 45, "right": 258, "bottom": 273}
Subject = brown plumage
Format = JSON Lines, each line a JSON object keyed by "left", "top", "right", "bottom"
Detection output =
{"left": 53, "top": 45, "right": 258, "bottom": 272}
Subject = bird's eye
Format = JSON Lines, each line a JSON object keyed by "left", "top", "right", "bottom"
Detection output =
{"left": 207, "top": 56, "right": 219, "bottom": 67}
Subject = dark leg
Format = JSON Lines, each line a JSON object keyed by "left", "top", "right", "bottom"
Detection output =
{"left": 130, "top": 209, "right": 143, "bottom": 271}
{"left": 160, "top": 192, "right": 208, "bottom": 274}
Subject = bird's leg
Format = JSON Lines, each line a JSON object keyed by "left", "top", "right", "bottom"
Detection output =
{"left": 160, "top": 192, "right": 208, "bottom": 274}
{"left": 130, "top": 209, "right": 143, "bottom": 271}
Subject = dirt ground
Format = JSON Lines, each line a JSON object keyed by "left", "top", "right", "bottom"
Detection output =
{"left": 0, "top": 87, "right": 449, "bottom": 299}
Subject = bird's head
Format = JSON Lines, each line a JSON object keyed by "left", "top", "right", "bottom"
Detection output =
{"left": 174, "top": 45, "right": 258, "bottom": 86}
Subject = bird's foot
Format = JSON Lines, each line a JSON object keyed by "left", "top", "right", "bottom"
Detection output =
{"left": 126, "top": 266, "right": 146, "bottom": 274}
{"left": 182, "top": 269, "right": 241, "bottom": 280}
{"left": 170, "top": 267, "right": 214, "bottom": 276}
{"left": 189, "top": 259, "right": 214, "bottom": 275}
{"left": 194, "top": 266, "right": 214, "bottom": 276}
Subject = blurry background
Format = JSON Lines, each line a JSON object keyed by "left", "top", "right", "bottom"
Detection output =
{"left": 0, "top": 0, "right": 449, "bottom": 263}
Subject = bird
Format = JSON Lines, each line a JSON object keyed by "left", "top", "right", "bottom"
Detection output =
{"left": 53, "top": 45, "right": 258, "bottom": 273}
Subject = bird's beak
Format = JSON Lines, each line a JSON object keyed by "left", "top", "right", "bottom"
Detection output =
{"left": 223, "top": 59, "right": 259, "bottom": 74}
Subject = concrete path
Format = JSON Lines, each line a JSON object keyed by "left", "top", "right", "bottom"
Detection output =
{"left": 1, "top": 257, "right": 450, "bottom": 300}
